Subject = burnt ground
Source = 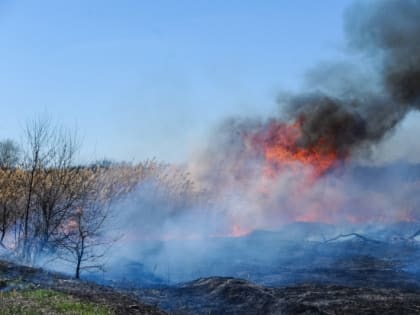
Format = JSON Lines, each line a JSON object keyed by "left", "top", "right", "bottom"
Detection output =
{"left": 124, "top": 237, "right": 420, "bottom": 314}
{"left": 127, "top": 253, "right": 420, "bottom": 314}
{"left": 3, "top": 235, "right": 420, "bottom": 314}
{"left": 0, "top": 260, "right": 167, "bottom": 315}
{"left": 134, "top": 277, "right": 420, "bottom": 315}
{"left": 2, "top": 259, "right": 420, "bottom": 315}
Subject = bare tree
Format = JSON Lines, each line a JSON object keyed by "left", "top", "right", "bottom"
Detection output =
{"left": 0, "top": 140, "right": 21, "bottom": 247}
{"left": 19, "top": 118, "right": 50, "bottom": 262}
{"left": 18, "top": 118, "right": 82, "bottom": 264}
{"left": 59, "top": 168, "right": 122, "bottom": 279}
{"left": 57, "top": 161, "right": 164, "bottom": 278}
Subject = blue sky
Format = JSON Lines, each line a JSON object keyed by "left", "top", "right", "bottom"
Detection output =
{"left": 0, "top": 0, "right": 362, "bottom": 162}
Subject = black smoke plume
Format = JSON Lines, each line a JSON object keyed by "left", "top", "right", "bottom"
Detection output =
{"left": 278, "top": 0, "right": 420, "bottom": 157}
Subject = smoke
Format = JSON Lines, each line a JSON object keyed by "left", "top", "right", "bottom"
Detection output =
{"left": 346, "top": 0, "right": 420, "bottom": 106}
{"left": 97, "top": 1, "right": 420, "bottom": 285}
{"left": 279, "top": 0, "right": 420, "bottom": 156}
{"left": 181, "top": 0, "right": 420, "bottom": 229}
{"left": 112, "top": 0, "right": 420, "bottom": 244}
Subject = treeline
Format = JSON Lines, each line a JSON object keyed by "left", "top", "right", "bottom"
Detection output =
{"left": 0, "top": 118, "right": 202, "bottom": 278}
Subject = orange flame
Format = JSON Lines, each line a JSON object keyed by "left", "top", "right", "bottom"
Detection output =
{"left": 250, "top": 118, "right": 343, "bottom": 180}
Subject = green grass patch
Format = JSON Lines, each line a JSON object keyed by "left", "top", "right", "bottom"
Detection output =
{"left": 0, "top": 289, "right": 114, "bottom": 315}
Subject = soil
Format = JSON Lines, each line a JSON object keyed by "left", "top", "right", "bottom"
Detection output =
{"left": 134, "top": 277, "right": 420, "bottom": 315}
{"left": 0, "top": 260, "right": 167, "bottom": 315}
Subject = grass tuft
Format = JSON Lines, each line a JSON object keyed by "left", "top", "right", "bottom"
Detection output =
{"left": 0, "top": 288, "right": 114, "bottom": 315}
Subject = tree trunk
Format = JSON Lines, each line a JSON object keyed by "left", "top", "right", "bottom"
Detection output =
{"left": 75, "top": 237, "right": 85, "bottom": 279}
{"left": 75, "top": 256, "right": 81, "bottom": 279}
{"left": 23, "top": 165, "right": 36, "bottom": 262}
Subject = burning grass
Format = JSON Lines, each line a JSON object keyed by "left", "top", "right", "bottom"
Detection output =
{"left": 250, "top": 117, "right": 342, "bottom": 179}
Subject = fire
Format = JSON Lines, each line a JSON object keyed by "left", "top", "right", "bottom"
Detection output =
{"left": 250, "top": 117, "right": 342, "bottom": 179}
